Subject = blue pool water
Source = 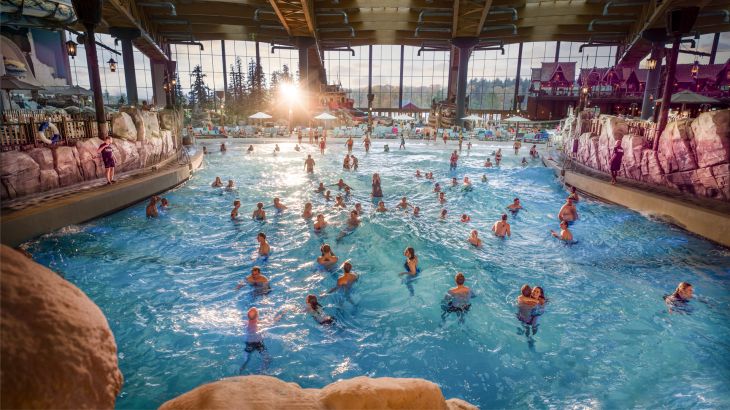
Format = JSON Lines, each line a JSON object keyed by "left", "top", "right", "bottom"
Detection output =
{"left": 27, "top": 140, "right": 730, "bottom": 409}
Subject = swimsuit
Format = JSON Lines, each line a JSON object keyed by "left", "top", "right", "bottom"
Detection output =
{"left": 99, "top": 144, "right": 115, "bottom": 168}
{"left": 403, "top": 260, "right": 420, "bottom": 274}
{"left": 245, "top": 342, "right": 266, "bottom": 352}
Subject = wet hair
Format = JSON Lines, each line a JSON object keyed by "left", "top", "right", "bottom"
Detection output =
{"left": 514, "top": 198, "right": 519, "bottom": 202}
{"left": 234, "top": 200, "right": 241, "bottom": 206}
{"left": 455, "top": 273, "right": 465, "bottom": 285}
{"left": 247, "top": 307, "right": 258, "bottom": 320}
{"left": 673, "top": 282, "right": 692, "bottom": 297}
{"left": 405, "top": 247, "right": 415, "bottom": 259}
{"left": 257, "top": 202, "right": 264, "bottom": 208}
{"left": 501, "top": 213, "right": 508, "bottom": 220}
{"left": 350, "top": 210, "right": 358, "bottom": 217}
{"left": 343, "top": 261, "right": 352, "bottom": 273}
{"left": 521, "top": 284, "right": 532, "bottom": 297}
{"left": 532, "top": 286, "right": 545, "bottom": 300}
{"left": 305, "top": 202, "right": 312, "bottom": 208}
{"left": 441, "top": 209, "right": 447, "bottom": 216}
{"left": 251, "top": 266, "right": 261, "bottom": 274}
{"left": 320, "top": 243, "right": 333, "bottom": 255}
{"left": 257, "top": 232, "right": 266, "bottom": 239}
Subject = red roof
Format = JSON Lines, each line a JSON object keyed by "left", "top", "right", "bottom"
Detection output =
{"left": 401, "top": 102, "right": 420, "bottom": 111}
{"left": 533, "top": 62, "right": 576, "bottom": 84}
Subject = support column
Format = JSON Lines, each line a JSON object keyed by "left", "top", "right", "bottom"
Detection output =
{"left": 398, "top": 45, "right": 404, "bottom": 109}
{"left": 655, "top": 36, "right": 681, "bottom": 150}
{"left": 451, "top": 37, "right": 479, "bottom": 127}
{"left": 446, "top": 46, "right": 459, "bottom": 100}
{"left": 367, "top": 45, "right": 374, "bottom": 128}
{"left": 554, "top": 41, "right": 560, "bottom": 62}
{"left": 513, "top": 42, "right": 523, "bottom": 112}
{"left": 709, "top": 33, "right": 720, "bottom": 64}
{"left": 221, "top": 40, "right": 228, "bottom": 94}
{"left": 641, "top": 43, "right": 663, "bottom": 120}
{"left": 151, "top": 61, "right": 167, "bottom": 108}
{"left": 110, "top": 27, "right": 141, "bottom": 106}
{"left": 295, "top": 37, "right": 316, "bottom": 95}
{"left": 72, "top": 0, "right": 106, "bottom": 137}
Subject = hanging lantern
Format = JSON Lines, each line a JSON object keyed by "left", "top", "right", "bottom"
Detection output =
{"left": 66, "top": 40, "right": 77, "bottom": 58}
{"left": 691, "top": 60, "right": 699, "bottom": 77}
{"left": 107, "top": 58, "right": 117, "bottom": 72}
{"left": 647, "top": 57, "right": 657, "bottom": 70}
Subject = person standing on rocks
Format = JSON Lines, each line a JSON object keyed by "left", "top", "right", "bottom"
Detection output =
{"left": 97, "top": 135, "right": 116, "bottom": 184}
{"left": 609, "top": 139, "right": 624, "bottom": 185}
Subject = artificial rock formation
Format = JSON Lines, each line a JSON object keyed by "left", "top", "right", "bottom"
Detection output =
{"left": 160, "top": 375, "right": 477, "bottom": 410}
{"left": 567, "top": 110, "right": 730, "bottom": 200}
{"left": 0, "top": 110, "right": 177, "bottom": 200}
{"left": 0, "top": 245, "right": 123, "bottom": 409}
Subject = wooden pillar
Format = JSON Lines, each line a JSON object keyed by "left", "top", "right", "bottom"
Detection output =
{"left": 82, "top": 23, "right": 107, "bottom": 137}
{"left": 655, "top": 36, "right": 681, "bottom": 151}
{"left": 398, "top": 45, "right": 404, "bottom": 109}
{"left": 513, "top": 42, "right": 524, "bottom": 112}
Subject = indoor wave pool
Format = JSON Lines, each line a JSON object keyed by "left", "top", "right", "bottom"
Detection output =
{"left": 26, "top": 140, "right": 730, "bottom": 409}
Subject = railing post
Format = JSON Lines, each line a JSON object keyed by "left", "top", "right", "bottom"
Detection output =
{"left": 29, "top": 118, "right": 36, "bottom": 147}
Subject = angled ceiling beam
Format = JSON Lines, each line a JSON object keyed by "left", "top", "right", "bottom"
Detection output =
{"left": 268, "top": 0, "right": 292, "bottom": 36}
{"left": 476, "top": 0, "right": 494, "bottom": 36}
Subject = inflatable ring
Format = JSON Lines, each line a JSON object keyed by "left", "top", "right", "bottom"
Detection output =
{"left": 36, "top": 121, "right": 60, "bottom": 145}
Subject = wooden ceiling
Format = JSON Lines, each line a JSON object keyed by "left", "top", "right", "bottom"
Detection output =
{"left": 96, "top": 0, "right": 730, "bottom": 60}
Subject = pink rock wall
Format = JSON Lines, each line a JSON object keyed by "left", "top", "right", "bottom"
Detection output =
{"left": 568, "top": 110, "right": 730, "bottom": 201}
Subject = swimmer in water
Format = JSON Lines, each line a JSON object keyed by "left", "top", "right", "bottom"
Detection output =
{"left": 384, "top": 144, "right": 390, "bottom": 152}
{"left": 415, "top": 170, "right": 422, "bottom": 177}
{"left": 231, "top": 200, "right": 241, "bottom": 219}
{"left": 334, "top": 195, "right": 346, "bottom": 208}
{"left": 558, "top": 198, "right": 579, "bottom": 223}
{"left": 220, "top": 143, "right": 227, "bottom": 152}
{"left": 351, "top": 155, "right": 359, "bottom": 170}
{"left": 467, "top": 141, "right": 472, "bottom": 150}
{"left": 146, "top": 196, "right": 159, "bottom": 218}
{"left": 344, "top": 186, "right": 352, "bottom": 198}
{"left": 491, "top": 213, "right": 511, "bottom": 238}
{"left": 484, "top": 158, "right": 493, "bottom": 168}
{"left": 434, "top": 183, "right": 441, "bottom": 193}
{"left": 326, "top": 261, "right": 358, "bottom": 294}
{"left": 568, "top": 186, "right": 580, "bottom": 202}
{"left": 413, "top": 206, "right": 420, "bottom": 217}
{"left": 225, "top": 180, "right": 236, "bottom": 191}
{"left": 257, "top": 232, "right": 270, "bottom": 256}
{"left": 550, "top": 220, "right": 573, "bottom": 241}
{"left": 439, "top": 209, "right": 448, "bottom": 219}
{"left": 376, "top": 201, "right": 388, "bottom": 212}
{"left": 441, "top": 272, "right": 474, "bottom": 323}
{"left": 495, "top": 148, "right": 502, "bottom": 166}
{"left": 451, "top": 177, "right": 458, "bottom": 186}
{"left": 426, "top": 172, "right": 434, "bottom": 180}
{"left": 304, "top": 155, "right": 316, "bottom": 174}
{"left": 302, "top": 202, "right": 313, "bottom": 219}
{"left": 463, "top": 176, "right": 472, "bottom": 187}
{"left": 516, "top": 284, "right": 545, "bottom": 336}
{"left": 274, "top": 144, "right": 280, "bottom": 154}
{"left": 481, "top": 174, "right": 488, "bottom": 182}
{"left": 203, "top": 146, "right": 208, "bottom": 155}
{"left": 529, "top": 144, "right": 538, "bottom": 158}
{"left": 212, "top": 176, "right": 223, "bottom": 187}
{"left": 521, "top": 157, "right": 528, "bottom": 166}
{"left": 315, "top": 182, "right": 325, "bottom": 193}
{"left": 460, "top": 214, "right": 471, "bottom": 223}
{"left": 247, "top": 145, "right": 254, "bottom": 154}
{"left": 324, "top": 190, "right": 332, "bottom": 201}
{"left": 273, "top": 197, "right": 287, "bottom": 211}
{"left": 346, "top": 210, "right": 360, "bottom": 227}
{"left": 306, "top": 294, "right": 334, "bottom": 325}
{"left": 252, "top": 202, "right": 266, "bottom": 220}
{"left": 335, "top": 179, "right": 350, "bottom": 190}
{"left": 160, "top": 198, "right": 169, "bottom": 209}
{"left": 236, "top": 266, "right": 270, "bottom": 290}
{"left": 314, "top": 214, "right": 327, "bottom": 231}
{"left": 664, "top": 282, "right": 693, "bottom": 314}
{"left": 507, "top": 198, "right": 523, "bottom": 213}
{"left": 399, "top": 247, "right": 419, "bottom": 277}
{"left": 342, "top": 154, "right": 351, "bottom": 170}
{"left": 467, "top": 230, "right": 482, "bottom": 247}
{"left": 239, "top": 307, "right": 272, "bottom": 372}
{"left": 354, "top": 203, "right": 363, "bottom": 215}
{"left": 295, "top": 144, "right": 301, "bottom": 152}
{"left": 317, "top": 243, "right": 338, "bottom": 268}
{"left": 396, "top": 197, "right": 411, "bottom": 210}
{"left": 438, "top": 192, "right": 446, "bottom": 204}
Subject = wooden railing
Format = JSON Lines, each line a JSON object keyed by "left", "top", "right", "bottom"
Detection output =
{"left": 1, "top": 110, "right": 113, "bottom": 151}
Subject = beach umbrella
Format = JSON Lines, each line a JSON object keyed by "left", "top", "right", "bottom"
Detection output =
{"left": 314, "top": 112, "right": 337, "bottom": 120}
{"left": 461, "top": 114, "right": 482, "bottom": 121}
{"left": 393, "top": 114, "right": 414, "bottom": 121}
{"left": 249, "top": 111, "right": 272, "bottom": 119}
{"left": 502, "top": 115, "right": 531, "bottom": 138}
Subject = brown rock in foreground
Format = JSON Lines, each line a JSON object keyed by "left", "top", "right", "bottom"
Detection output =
{"left": 0, "top": 245, "right": 123, "bottom": 409}
{"left": 160, "top": 375, "right": 477, "bottom": 410}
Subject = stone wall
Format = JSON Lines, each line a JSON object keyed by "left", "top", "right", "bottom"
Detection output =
{"left": 566, "top": 110, "right": 730, "bottom": 201}
{"left": 0, "top": 108, "right": 180, "bottom": 201}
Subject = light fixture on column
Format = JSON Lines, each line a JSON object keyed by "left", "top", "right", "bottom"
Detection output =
{"left": 691, "top": 60, "right": 699, "bottom": 77}
{"left": 66, "top": 40, "right": 78, "bottom": 58}
{"left": 647, "top": 57, "right": 657, "bottom": 70}
{"left": 108, "top": 58, "right": 117, "bottom": 72}
{"left": 581, "top": 86, "right": 589, "bottom": 95}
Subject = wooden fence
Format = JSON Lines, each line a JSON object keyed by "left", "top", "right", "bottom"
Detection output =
{"left": 1, "top": 110, "right": 113, "bottom": 151}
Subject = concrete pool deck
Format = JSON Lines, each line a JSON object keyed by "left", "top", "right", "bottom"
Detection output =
{"left": 543, "top": 157, "right": 730, "bottom": 248}
{"left": 0, "top": 149, "right": 204, "bottom": 247}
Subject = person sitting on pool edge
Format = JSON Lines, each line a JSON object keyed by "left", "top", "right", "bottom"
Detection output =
{"left": 314, "top": 214, "right": 327, "bottom": 231}
{"left": 550, "top": 221, "right": 573, "bottom": 242}
{"left": 273, "top": 197, "right": 287, "bottom": 212}
{"left": 492, "top": 214, "right": 511, "bottom": 238}
{"left": 252, "top": 202, "right": 266, "bottom": 220}
{"left": 257, "top": 232, "right": 270, "bottom": 257}
{"left": 326, "top": 261, "right": 358, "bottom": 294}
{"left": 306, "top": 295, "right": 334, "bottom": 325}
{"left": 236, "top": 266, "right": 270, "bottom": 290}
{"left": 441, "top": 272, "right": 474, "bottom": 323}
{"left": 231, "top": 200, "right": 241, "bottom": 219}
{"left": 664, "top": 282, "right": 694, "bottom": 313}
{"left": 399, "top": 247, "right": 420, "bottom": 277}
{"left": 468, "top": 230, "right": 482, "bottom": 247}
{"left": 146, "top": 196, "right": 159, "bottom": 218}
{"left": 507, "top": 198, "right": 523, "bottom": 213}
{"left": 212, "top": 176, "right": 223, "bottom": 187}
{"left": 558, "top": 198, "right": 579, "bottom": 223}
{"left": 317, "top": 243, "right": 338, "bottom": 268}
{"left": 302, "top": 202, "right": 313, "bottom": 219}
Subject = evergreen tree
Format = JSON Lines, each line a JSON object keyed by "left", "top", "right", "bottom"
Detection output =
{"left": 118, "top": 94, "right": 126, "bottom": 105}
{"left": 173, "top": 72, "right": 186, "bottom": 108}
{"left": 247, "top": 58, "right": 266, "bottom": 111}
{"left": 189, "top": 65, "right": 210, "bottom": 109}
{"left": 226, "top": 57, "right": 246, "bottom": 118}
